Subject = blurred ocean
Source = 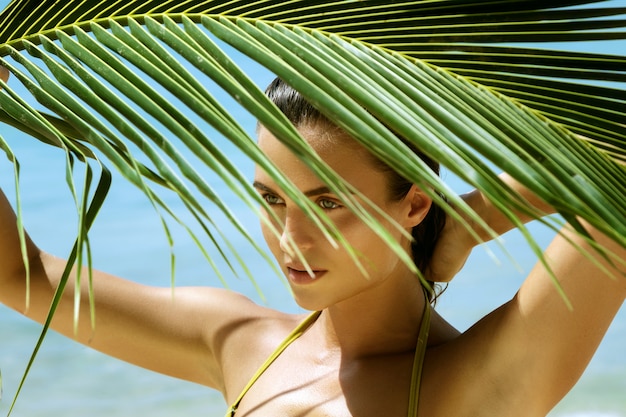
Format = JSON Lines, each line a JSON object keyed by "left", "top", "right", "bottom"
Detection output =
{"left": 0, "top": 2, "right": 625, "bottom": 414}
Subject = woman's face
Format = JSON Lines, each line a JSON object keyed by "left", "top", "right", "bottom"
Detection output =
{"left": 254, "top": 125, "right": 430, "bottom": 310}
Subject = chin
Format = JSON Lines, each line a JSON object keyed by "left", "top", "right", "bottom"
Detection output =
{"left": 291, "top": 291, "right": 333, "bottom": 312}
{"left": 293, "top": 297, "right": 325, "bottom": 312}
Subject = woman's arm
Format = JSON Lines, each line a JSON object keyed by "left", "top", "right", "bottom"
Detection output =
{"left": 433, "top": 172, "right": 625, "bottom": 414}
{"left": 0, "top": 67, "right": 266, "bottom": 391}
{"left": 0, "top": 183, "right": 258, "bottom": 391}
{"left": 0, "top": 67, "right": 296, "bottom": 398}
{"left": 428, "top": 172, "right": 555, "bottom": 283}
{"left": 492, "top": 217, "right": 624, "bottom": 413}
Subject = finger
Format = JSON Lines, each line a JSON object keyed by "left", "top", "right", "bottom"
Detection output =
{"left": 0, "top": 65, "right": 9, "bottom": 84}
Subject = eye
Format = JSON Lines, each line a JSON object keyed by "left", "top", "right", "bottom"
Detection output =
{"left": 262, "top": 193, "right": 284, "bottom": 205}
{"left": 318, "top": 198, "right": 340, "bottom": 210}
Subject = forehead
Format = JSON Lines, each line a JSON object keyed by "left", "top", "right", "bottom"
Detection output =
{"left": 259, "top": 122, "right": 360, "bottom": 153}
{"left": 255, "top": 125, "right": 385, "bottom": 191}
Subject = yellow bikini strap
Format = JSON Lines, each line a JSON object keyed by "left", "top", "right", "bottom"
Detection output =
{"left": 226, "top": 310, "right": 322, "bottom": 417}
{"left": 407, "top": 296, "right": 431, "bottom": 417}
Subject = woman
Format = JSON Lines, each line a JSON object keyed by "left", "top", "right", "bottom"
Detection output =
{"left": 1, "top": 71, "right": 624, "bottom": 416}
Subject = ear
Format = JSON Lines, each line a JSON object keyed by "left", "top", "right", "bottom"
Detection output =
{"left": 402, "top": 184, "right": 432, "bottom": 228}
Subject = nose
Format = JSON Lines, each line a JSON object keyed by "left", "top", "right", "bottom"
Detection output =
{"left": 279, "top": 206, "right": 316, "bottom": 256}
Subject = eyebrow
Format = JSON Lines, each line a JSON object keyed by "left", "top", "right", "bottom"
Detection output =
{"left": 253, "top": 181, "right": 332, "bottom": 197}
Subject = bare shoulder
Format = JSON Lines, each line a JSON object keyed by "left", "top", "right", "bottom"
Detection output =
{"left": 143, "top": 285, "right": 301, "bottom": 394}
{"left": 188, "top": 286, "right": 299, "bottom": 334}
{"left": 208, "top": 293, "right": 307, "bottom": 400}
{"left": 172, "top": 286, "right": 297, "bottom": 350}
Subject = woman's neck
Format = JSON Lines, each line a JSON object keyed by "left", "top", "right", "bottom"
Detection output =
{"left": 314, "top": 269, "right": 428, "bottom": 359}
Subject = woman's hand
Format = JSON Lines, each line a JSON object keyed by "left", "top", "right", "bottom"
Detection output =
{"left": 426, "top": 173, "right": 557, "bottom": 283}
{"left": 426, "top": 190, "right": 484, "bottom": 283}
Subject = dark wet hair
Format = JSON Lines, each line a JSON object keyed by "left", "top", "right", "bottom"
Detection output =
{"left": 264, "top": 77, "right": 447, "bottom": 302}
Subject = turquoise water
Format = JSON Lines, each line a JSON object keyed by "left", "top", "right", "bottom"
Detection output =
{"left": 0, "top": 5, "right": 625, "bottom": 413}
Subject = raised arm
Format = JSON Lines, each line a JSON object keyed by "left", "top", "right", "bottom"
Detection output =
{"left": 0, "top": 186, "right": 257, "bottom": 388}
{"left": 0, "top": 64, "right": 292, "bottom": 389}
{"left": 0, "top": 67, "right": 298, "bottom": 398}
{"left": 433, "top": 173, "right": 626, "bottom": 414}
{"left": 427, "top": 172, "right": 555, "bottom": 283}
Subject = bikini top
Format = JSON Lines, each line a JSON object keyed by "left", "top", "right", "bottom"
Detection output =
{"left": 226, "top": 299, "right": 431, "bottom": 417}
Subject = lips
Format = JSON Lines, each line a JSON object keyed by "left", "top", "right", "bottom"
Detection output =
{"left": 285, "top": 263, "right": 327, "bottom": 284}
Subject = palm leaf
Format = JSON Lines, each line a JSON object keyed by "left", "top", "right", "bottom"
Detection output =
{"left": 1, "top": 0, "right": 624, "bottom": 248}
{"left": 0, "top": 0, "right": 624, "bottom": 411}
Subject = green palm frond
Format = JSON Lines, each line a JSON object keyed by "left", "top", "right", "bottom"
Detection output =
{"left": 2, "top": 1, "right": 625, "bottom": 160}
{"left": 0, "top": 0, "right": 623, "bottom": 295}
{"left": 1, "top": 0, "right": 623, "bottom": 245}
{"left": 0, "top": 0, "right": 623, "bottom": 310}
{"left": 0, "top": 1, "right": 624, "bottom": 409}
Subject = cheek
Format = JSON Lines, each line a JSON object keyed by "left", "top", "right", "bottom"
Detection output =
{"left": 336, "top": 216, "right": 406, "bottom": 276}
{"left": 260, "top": 212, "right": 282, "bottom": 256}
